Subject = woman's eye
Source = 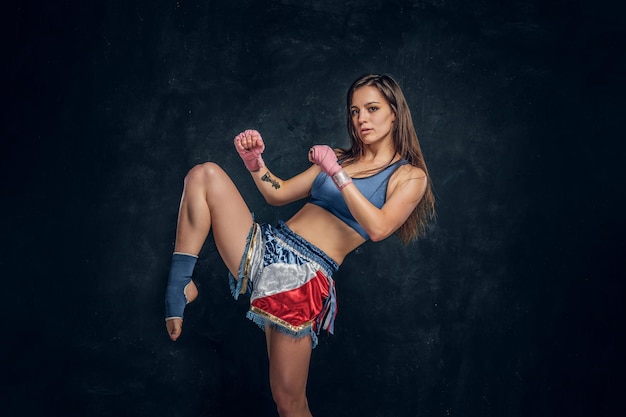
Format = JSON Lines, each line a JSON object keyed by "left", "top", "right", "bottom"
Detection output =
{"left": 350, "top": 109, "right": 359, "bottom": 116}
{"left": 369, "top": 106, "right": 378, "bottom": 112}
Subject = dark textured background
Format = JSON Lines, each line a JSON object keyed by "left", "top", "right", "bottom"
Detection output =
{"left": 1, "top": 1, "right": 624, "bottom": 416}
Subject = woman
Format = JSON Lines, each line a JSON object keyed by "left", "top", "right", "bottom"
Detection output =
{"left": 164, "top": 74, "right": 435, "bottom": 417}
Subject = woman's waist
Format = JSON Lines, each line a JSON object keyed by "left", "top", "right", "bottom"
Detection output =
{"left": 285, "top": 204, "right": 365, "bottom": 264}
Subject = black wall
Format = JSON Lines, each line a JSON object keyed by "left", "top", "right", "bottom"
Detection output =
{"left": 2, "top": 1, "right": 624, "bottom": 416}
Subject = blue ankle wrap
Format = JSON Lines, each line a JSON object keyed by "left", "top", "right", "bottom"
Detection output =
{"left": 165, "top": 253, "right": 197, "bottom": 320}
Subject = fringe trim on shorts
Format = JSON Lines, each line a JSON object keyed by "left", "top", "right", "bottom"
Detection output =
{"left": 228, "top": 221, "right": 260, "bottom": 300}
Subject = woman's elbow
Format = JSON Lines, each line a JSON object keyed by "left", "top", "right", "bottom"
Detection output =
{"left": 263, "top": 194, "right": 290, "bottom": 206}
{"left": 368, "top": 227, "right": 394, "bottom": 242}
{"left": 263, "top": 195, "right": 281, "bottom": 206}
{"left": 369, "top": 233, "right": 385, "bottom": 243}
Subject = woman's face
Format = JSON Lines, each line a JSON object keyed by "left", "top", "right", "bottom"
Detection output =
{"left": 350, "top": 86, "right": 396, "bottom": 147}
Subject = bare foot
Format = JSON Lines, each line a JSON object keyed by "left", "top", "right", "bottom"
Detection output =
{"left": 166, "top": 280, "right": 199, "bottom": 341}
{"left": 166, "top": 318, "right": 183, "bottom": 341}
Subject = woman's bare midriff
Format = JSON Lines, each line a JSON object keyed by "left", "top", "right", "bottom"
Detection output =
{"left": 285, "top": 203, "right": 366, "bottom": 265}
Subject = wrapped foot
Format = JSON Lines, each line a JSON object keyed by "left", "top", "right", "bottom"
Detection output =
{"left": 165, "top": 253, "right": 198, "bottom": 320}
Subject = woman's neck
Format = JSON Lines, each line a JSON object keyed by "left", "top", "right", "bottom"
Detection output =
{"left": 360, "top": 144, "right": 398, "bottom": 165}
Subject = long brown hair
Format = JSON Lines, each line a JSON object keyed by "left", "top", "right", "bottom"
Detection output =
{"left": 341, "top": 74, "right": 435, "bottom": 244}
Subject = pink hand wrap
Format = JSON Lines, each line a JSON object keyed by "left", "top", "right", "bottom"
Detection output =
{"left": 308, "top": 145, "right": 352, "bottom": 190}
{"left": 308, "top": 145, "right": 342, "bottom": 176}
{"left": 234, "top": 130, "right": 266, "bottom": 172}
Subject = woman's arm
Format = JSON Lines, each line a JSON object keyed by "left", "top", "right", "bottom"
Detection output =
{"left": 341, "top": 165, "right": 427, "bottom": 241}
{"left": 234, "top": 129, "right": 321, "bottom": 206}
{"left": 250, "top": 164, "right": 321, "bottom": 206}
{"left": 308, "top": 145, "right": 427, "bottom": 242}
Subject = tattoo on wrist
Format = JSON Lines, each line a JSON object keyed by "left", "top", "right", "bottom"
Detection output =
{"left": 261, "top": 172, "right": 280, "bottom": 189}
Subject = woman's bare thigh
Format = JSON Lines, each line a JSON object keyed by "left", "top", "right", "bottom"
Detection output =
{"left": 189, "top": 162, "right": 254, "bottom": 276}
{"left": 265, "top": 326, "right": 312, "bottom": 399}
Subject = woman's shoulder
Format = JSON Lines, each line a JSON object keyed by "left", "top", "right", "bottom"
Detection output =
{"left": 384, "top": 157, "right": 417, "bottom": 174}
{"left": 388, "top": 163, "right": 428, "bottom": 195}
{"left": 394, "top": 160, "right": 426, "bottom": 178}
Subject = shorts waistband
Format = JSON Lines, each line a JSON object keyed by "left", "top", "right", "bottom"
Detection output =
{"left": 270, "top": 221, "right": 339, "bottom": 276}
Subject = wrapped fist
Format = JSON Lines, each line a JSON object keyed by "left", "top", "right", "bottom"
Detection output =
{"left": 234, "top": 129, "right": 265, "bottom": 172}
{"left": 308, "top": 145, "right": 342, "bottom": 177}
{"left": 309, "top": 145, "right": 352, "bottom": 190}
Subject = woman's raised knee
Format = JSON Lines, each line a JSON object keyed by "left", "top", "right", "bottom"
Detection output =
{"left": 184, "top": 162, "right": 224, "bottom": 185}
